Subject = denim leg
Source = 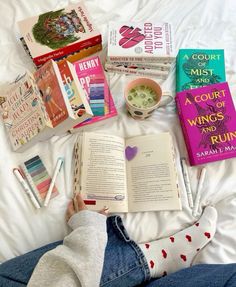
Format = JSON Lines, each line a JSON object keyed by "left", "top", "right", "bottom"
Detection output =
{"left": 0, "top": 241, "right": 62, "bottom": 287}
{"left": 0, "top": 215, "right": 151, "bottom": 287}
{"left": 142, "top": 263, "right": 236, "bottom": 287}
{"left": 100, "top": 215, "right": 151, "bottom": 287}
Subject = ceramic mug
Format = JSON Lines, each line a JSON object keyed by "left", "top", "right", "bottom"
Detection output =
{"left": 124, "top": 77, "right": 172, "bottom": 120}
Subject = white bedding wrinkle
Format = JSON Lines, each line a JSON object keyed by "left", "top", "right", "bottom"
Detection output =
{"left": 0, "top": 0, "right": 236, "bottom": 266}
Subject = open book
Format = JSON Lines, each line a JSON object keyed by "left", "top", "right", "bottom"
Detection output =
{"left": 73, "top": 132, "right": 181, "bottom": 212}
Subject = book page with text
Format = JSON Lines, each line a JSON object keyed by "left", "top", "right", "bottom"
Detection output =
{"left": 80, "top": 132, "right": 128, "bottom": 212}
{"left": 125, "top": 133, "right": 181, "bottom": 212}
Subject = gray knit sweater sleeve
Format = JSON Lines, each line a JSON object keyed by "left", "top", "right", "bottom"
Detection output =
{"left": 27, "top": 210, "right": 108, "bottom": 287}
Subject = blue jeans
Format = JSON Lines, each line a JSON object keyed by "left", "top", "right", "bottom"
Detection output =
{"left": 0, "top": 215, "right": 236, "bottom": 287}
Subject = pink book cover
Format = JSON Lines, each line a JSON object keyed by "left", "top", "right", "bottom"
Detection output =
{"left": 72, "top": 56, "right": 117, "bottom": 129}
{"left": 176, "top": 82, "right": 236, "bottom": 165}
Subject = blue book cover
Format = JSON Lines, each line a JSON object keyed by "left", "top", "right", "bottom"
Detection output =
{"left": 176, "top": 49, "right": 226, "bottom": 92}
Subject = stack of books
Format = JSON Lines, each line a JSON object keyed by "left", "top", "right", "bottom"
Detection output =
{"left": 175, "top": 49, "right": 236, "bottom": 165}
{"left": 18, "top": 2, "right": 102, "bottom": 67}
{"left": 105, "top": 22, "right": 175, "bottom": 79}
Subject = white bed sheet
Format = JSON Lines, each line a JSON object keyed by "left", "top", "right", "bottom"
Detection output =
{"left": 1, "top": 0, "right": 236, "bottom": 265}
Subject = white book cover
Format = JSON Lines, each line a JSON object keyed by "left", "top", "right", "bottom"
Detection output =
{"left": 107, "top": 22, "right": 175, "bottom": 62}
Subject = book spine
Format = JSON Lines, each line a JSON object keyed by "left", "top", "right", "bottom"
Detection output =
{"left": 175, "top": 96, "right": 195, "bottom": 165}
{"left": 33, "top": 35, "right": 102, "bottom": 67}
{"left": 107, "top": 61, "right": 172, "bottom": 71}
{"left": 20, "top": 165, "right": 43, "bottom": 206}
{"left": 107, "top": 55, "right": 175, "bottom": 63}
{"left": 73, "top": 137, "right": 83, "bottom": 195}
{"left": 176, "top": 53, "right": 181, "bottom": 93}
{"left": 56, "top": 44, "right": 102, "bottom": 65}
{"left": 105, "top": 63, "right": 168, "bottom": 78}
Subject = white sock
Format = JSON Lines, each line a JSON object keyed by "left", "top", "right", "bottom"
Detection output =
{"left": 139, "top": 206, "right": 217, "bottom": 278}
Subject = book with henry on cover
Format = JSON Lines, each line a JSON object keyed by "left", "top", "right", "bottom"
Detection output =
{"left": 71, "top": 56, "right": 117, "bottom": 130}
{"left": 175, "top": 82, "right": 236, "bottom": 166}
{"left": 73, "top": 132, "right": 181, "bottom": 213}
{"left": 18, "top": 2, "right": 102, "bottom": 67}
{"left": 176, "top": 49, "right": 226, "bottom": 92}
{"left": 0, "top": 60, "right": 92, "bottom": 152}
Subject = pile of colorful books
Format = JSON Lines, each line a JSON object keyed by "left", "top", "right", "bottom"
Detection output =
{"left": 0, "top": 3, "right": 118, "bottom": 152}
{"left": 18, "top": 3, "right": 102, "bottom": 67}
{"left": 105, "top": 22, "right": 175, "bottom": 79}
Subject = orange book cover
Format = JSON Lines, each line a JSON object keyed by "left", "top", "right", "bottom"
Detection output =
{"left": 34, "top": 60, "right": 69, "bottom": 127}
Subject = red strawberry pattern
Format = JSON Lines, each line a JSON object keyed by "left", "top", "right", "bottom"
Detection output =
{"left": 162, "top": 249, "right": 167, "bottom": 259}
{"left": 170, "top": 236, "right": 175, "bottom": 243}
{"left": 150, "top": 260, "right": 155, "bottom": 269}
{"left": 185, "top": 235, "right": 192, "bottom": 242}
{"left": 195, "top": 223, "right": 199, "bottom": 227}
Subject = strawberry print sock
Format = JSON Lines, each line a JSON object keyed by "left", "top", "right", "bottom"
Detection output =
{"left": 139, "top": 206, "right": 217, "bottom": 278}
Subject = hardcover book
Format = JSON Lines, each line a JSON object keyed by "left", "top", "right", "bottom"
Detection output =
{"left": 72, "top": 56, "right": 117, "bottom": 130}
{"left": 73, "top": 132, "right": 181, "bottom": 212}
{"left": 175, "top": 82, "right": 236, "bottom": 165}
{"left": 0, "top": 60, "right": 92, "bottom": 152}
{"left": 107, "top": 22, "right": 175, "bottom": 63}
{"left": 18, "top": 2, "right": 102, "bottom": 67}
{"left": 176, "top": 49, "right": 226, "bottom": 92}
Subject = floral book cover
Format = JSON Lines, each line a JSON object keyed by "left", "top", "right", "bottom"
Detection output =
{"left": 72, "top": 56, "right": 117, "bottom": 129}
{"left": 176, "top": 82, "right": 236, "bottom": 165}
{"left": 176, "top": 49, "right": 226, "bottom": 93}
{"left": 0, "top": 72, "right": 51, "bottom": 151}
{"left": 18, "top": 2, "right": 101, "bottom": 66}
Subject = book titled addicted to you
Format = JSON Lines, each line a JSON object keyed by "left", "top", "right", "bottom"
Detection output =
{"left": 107, "top": 22, "right": 175, "bottom": 63}
{"left": 176, "top": 82, "right": 236, "bottom": 165}
{"left": 176, "top": 49, "right": 226, "bottom": 92}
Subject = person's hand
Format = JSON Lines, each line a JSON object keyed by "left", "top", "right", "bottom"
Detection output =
{"left": 66, "top": 193, "right": 109, "bottom": 222}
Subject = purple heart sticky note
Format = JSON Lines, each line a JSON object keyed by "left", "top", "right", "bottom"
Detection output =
{"left": 125, "top": 146, "right": 138, "bottom": 161}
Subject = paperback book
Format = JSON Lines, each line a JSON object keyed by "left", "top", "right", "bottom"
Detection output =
{"left": 107, "top": 61, "right": 172, "bottom": 71}
{"left": 107, "top": 22, "right": 175, "bottom": 63}
{"left": 73, "top": 132, "right": 181, "bottom": 212}
{"left": 176, "top": 82, "right": 236, "bottom": 165}
{"left": 18, "top": 2, "right": 102, "bottom": 67}
{"left": 105, "top": 62, "right": 169, "bottom": 79}
{"left": 71, "top": 56, "right": 117, "bottom": 130}
{"left": 176, "top": 49, "right": 226, "bottom": 92}
{"left": 0, "top": 60, "right": 92, "bottom": 152}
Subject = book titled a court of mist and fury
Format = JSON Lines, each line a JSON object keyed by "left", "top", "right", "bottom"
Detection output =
{"left": 176, "top": 49, "right": 226, "bottom": 93}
